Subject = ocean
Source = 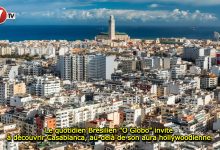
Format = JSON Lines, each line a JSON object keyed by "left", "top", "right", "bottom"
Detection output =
{"left": 0, "top": 25, "right": 219, "bottom": 42}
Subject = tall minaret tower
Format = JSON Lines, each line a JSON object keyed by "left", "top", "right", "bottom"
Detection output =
{"left": 108, "top": 15, "right": 115, "bottom": 40}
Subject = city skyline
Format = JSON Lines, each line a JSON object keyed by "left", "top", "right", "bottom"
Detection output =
{"left": 1, "top": 0, "right": 220, "bottom": 26}
{"left": 1, "top": 2, "right": 220, "bottom": 148}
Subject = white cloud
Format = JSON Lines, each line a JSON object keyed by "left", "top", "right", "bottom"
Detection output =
{"left": 158, "top": 0, "right": 220, "bottom": 5}
{"left": 18, "top": 8, "right": 217, "bottom": 24}
{"left": 149, "top": 4, "right": 159, "bottom": 8}
{"left": 182, "top": 0, "right": 220, "bottom": 5}
{"left": 61, "top": 8, "right": 217, "bottom": 22}
{"left": 92, "top": 0, "right": 220, "bottom": 5}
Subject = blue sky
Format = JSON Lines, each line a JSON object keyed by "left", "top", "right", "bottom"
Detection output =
{"left": 1, "top": 0, "right": 220, "bottom": 26}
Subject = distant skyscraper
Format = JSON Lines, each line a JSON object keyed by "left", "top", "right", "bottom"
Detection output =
{"left": 109, "top": 15, "right": 115, "bottom": 40}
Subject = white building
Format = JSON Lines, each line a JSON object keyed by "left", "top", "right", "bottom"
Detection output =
{"left": 121, "top": 94, "right": 142, "bottom": 105}
{"left": 0, "top": 123, "right": 19, "bottom": 150}
{"left": 31, "top": 75, "right": 61, "bottom": 97}
{"left": 58, "top": 46, "right": 69, "bottom": 56}
{"left": 106, "top": 55, "right": 118, "bottom": 80}
{"left": 171, "top": 66, "right": 184, "bottom": 79}
{"left": 143, "top": 57, "right": 162, "bottom": 69}
{"left": 58, "top": 54, "right": 106, "bottom": 81}
{"left": 10, "top": 94, "right": 32, "bottom": 107}
{"left": 195, "top": 56, "right": 212, "bottom": 70}
{"left": 167, "top": 95, "right": 176, "bottom": 105}
{"left": 124, "top": 105, "right": 143, "bottom": 126}
{"left": 3, "top": 65, "right": 19, "bottom": 80}
{"left": 158, "top": 70, "right": 170, "bottom": 79}
{"left": 0, "top": 47, "right": 12, "bottom": 55}
{"left": 184, "top": 93, "right": 213, "bottom": 106}
{"left": 0, "top": 80, "right": 26, "bottom": 105}
{"left": 200, "top": 74, "right": 218, "bottom": 89}
{"left": 49, "top": 99, "right": 123, "bottom": 128}
{"left": 189, "top": 66, "right": 201, "bottom": 75}
{"left": 183, "top": 45, "right": 204, "bottom": 61}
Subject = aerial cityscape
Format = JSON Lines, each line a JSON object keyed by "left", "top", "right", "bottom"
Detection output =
{"left": 1, "top": 0, "right": 220, "bottom": 150}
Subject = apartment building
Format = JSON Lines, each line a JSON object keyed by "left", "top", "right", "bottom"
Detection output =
{"left": 31, "top": 75, "right": 60, "bottom": 97}
{"left": 0, "top": 80, "right": 26, "bottom": 105}
{"left": 58, "top": 53, "right": 106, "bottom": 81}
{"left": 200, "top": 74, "right": 218, "bottom": 89}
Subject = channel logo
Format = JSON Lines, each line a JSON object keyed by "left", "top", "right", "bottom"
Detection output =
{"left": 0, "top": 6, "right": 16, "bottom": 24}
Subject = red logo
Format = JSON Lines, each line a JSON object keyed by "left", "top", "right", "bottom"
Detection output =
{"left": 0, "top": 7, "right": 7, "bottom": 24}
{"left": 0, "top": 7, "right": 16, "bottom": 24}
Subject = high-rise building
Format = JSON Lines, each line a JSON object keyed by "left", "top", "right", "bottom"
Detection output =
{"left": 58, "top": 54, "right": 106, "bottom": 81}
{"left": 85, "top": 54, "right": 106, "bottom": 81}
{"left": 72, "top": 55, "right": 85, "bottom": 81}
{"left": 58, "top": 54, "right": 85, "bottom": 81}
{"left": 0, "top": 81, "right": 8, "bottom": 105}
{"left": 196, "top": 56, "right": 212, "bottom": 70}
{"left": 183, "top": 45, "right": 204, "bottom": 61}
{"left": 109, "top": 15, "right": 115, "bottom": 40}
{"left": 58, "top": 54, "right": 72, "bottom": 81}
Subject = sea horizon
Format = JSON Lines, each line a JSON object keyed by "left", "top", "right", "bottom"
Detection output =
{"left": 0, "top": 25, "right": 220, "bottom": 42}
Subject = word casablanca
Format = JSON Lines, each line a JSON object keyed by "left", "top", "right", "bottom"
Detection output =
{"left": 6, "top": 127, "right": 212, "bottom": 142}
